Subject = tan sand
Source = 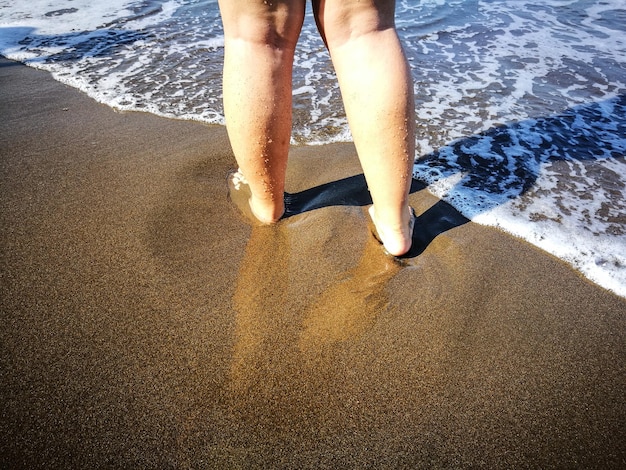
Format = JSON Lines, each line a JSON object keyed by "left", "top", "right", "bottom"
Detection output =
{"left": 1, "top": 57, "right": 625, "bottom": 468}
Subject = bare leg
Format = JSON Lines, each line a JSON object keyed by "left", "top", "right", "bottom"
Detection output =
{"left": 219, "top": 0, "right": 305, "bottom": 223}
{"left": 313, "top": 0, "right": 416, "bottom": 256}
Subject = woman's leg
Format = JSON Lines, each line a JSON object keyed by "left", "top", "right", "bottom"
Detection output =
{"left": 219, "top": 0, "right": 305, "bottom": 223}
{"left": 313, "top": 0, "right": 416, "bottom": 255}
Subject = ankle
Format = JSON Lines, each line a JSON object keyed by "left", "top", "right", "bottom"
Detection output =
{"left": 369, "top": 205, "right": 414, "bottom": 256}
{"left": 249, "top": 196, "right": 285, "bottom": 224}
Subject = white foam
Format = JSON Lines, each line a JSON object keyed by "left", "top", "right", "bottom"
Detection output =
{"left": 0, "top": 0, "right": 136, "bottom": 35}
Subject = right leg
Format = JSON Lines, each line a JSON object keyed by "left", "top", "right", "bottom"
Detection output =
{"left": 219, "top": 0, "right": 305, "bottom": 223}
{"left": 313, "top": 0, "right": 416, "bottom": 255}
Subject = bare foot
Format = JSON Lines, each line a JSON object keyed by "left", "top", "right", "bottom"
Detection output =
{"left": 368, "top": 205, "right": 415, "bottom": 257}
{"left": 227, "top": 169, "right": 283, "bottom": 225}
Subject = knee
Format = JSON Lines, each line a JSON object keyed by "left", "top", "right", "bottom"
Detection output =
{"left": 313, "top": 0, "right": 396, "bottom": 48}
{"left": 220, "top": 1, "right": 305, "bottom": 50}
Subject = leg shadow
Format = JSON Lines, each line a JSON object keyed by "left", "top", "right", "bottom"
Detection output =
{"left": 405, "top": 200, "right": 470, "bottom": 258}
{"left": 283, "top": 173, "right": 373, "bottom": 216}
{"left": 284, "top": 174, "right": 469, "bottom": 259}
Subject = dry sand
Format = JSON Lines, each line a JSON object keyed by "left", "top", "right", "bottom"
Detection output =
{"left": 1, "top": 57, "right": 625, "bottom": 468}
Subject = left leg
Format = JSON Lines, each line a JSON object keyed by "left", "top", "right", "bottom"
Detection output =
{"left": 219, "top": 0, "right": 306, "bottom": 223}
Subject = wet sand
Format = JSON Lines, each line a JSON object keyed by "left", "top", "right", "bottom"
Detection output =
{"left": 1, "top": 57, "right": 625, "bottom": 468}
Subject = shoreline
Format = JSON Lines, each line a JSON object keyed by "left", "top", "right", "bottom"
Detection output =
{"left": 2, "top": 57, "right": 625, "bottom": 468}
{"left": 4, "top": 55, "right": 623, "bottom": 299}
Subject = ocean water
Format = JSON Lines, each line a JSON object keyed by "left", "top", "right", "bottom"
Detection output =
{"left": 1, "top": 0, "right": 625, "bottom": 298}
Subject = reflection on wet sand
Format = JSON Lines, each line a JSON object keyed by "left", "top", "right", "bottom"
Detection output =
{"left": 299, "top": 233, "right": 402, "bottom": 352}
{"left": 229, "top": 224, "right": 292, "bottom": 400}
{"left": 228, "top": 208, "right": 405, "bottom": 425}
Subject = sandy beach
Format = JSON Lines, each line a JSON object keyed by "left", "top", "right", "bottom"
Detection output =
{"left": 1, "top": 56, "right": 625, "bottom": 468}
